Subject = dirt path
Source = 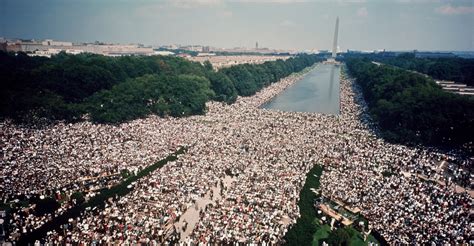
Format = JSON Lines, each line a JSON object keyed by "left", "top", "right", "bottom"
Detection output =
{"left": 174, "top": 175, "right": 235, "bottom": 242}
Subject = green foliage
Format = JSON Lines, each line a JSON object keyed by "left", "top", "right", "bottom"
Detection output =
{"left": 381, "top": 171, "right": 395, "bottom": 177}
{"left": 220, "top": 54, "right": 323, "bottom": 98}
{"left": 326, "top": 227, "right": 351, "bottom": 246}
{"left": 222, "top": 65, "right": 257, "bottom": 96}
{"left": 207, "top": 72, "right": 238, "bottom": 103}
{"left": 120, "top": 169, "right": 131, "bottom": 179}
{"left": 86, "top": 74, "right": 214, "bottom": 123}
{"left": 34, "top": 197, "right": 60, "bottom": 216}
{"left": 346, "top": 58, "right": 474, "bottom": 149}
{"left": 70, "top": 192, "right": 85, "bottom": 205}
{"left": 373, "top": 54, "right": 474, "bottom": 86}
{"left": 0, "top": 51, "right": 321, "bottom": 124}
{"left": 312, "top": 223, "right": 331, "bottom": 246}
{"left": 0, "top": 52, "right": 209, "bottom": 122}
{"left": 284, "top": 165, "right": 323, "bottom": 246}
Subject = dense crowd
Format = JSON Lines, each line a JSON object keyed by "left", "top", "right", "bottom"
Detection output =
{"left": 319, "top": 72, "right": 472, "bottom": 245}
{"left": 1, "top": 64, "right": 472, "bottom": 244}
{"left": 1, "top": 115, "right": 194, "bottom": 241}
{"left": 1, "top": 118, "right": 190, "bottom": 199}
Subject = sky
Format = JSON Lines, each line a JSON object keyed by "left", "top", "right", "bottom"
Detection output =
{"left": 0, "top": 0, "right": 473, "bottom": 51}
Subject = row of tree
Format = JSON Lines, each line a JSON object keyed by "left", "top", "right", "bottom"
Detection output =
{"left": 86, "top": 75, "right": 214, "bottom": 123}
{"left": 0, "top": 51, "right": 322, "bottom": 123}
{"left": 220, "top": 55, "right": 322, "bottom": 97}
{"left": 284, "top": 165, "right": 323, "bottom": 245}
{"left": 346, "top": 58, "right": 474, "bottom": 150}
{"left": 351, "top": 53, "right": 474, "bottom": 86}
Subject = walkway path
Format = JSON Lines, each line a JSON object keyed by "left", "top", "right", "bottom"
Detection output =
{"left": 174, "top": 175, "right": 235, "bottom": 242}
{"left": 401, "top": 171, "right": 473, "bottom": 197}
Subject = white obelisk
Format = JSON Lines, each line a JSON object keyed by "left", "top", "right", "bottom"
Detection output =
{"left": 332, "top": 17, "right": 339, "bottom": 59}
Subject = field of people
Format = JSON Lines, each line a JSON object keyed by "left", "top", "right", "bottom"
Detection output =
{"left": 1, "top": 61, "right": 471, "bottom": 245}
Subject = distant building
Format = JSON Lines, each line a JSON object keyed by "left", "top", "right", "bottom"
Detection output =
{"left": 202, "top": 46, "right": 210, "bottom": 52}
{"left": 347, "top": 49, "right": 362, "bottom": 54}
{"left": 2, "top": 38, "right": 154, "bottom": 56}
{"left": 415, "top": 52, "right": 456, "bottom": 58}
{"left": 153, "top": 51, "right": 175, "bottom": 56}
{"left": 88, "top": 44, "right": 153, "bottom": 56}
{"left": 41, "top": 39, "right": 73, "bottom": 46}
{"left": 28, "top": 48, "right": 85, "bottom": 58}
{"left": 0, "top": 42, "right": 7, "bottom": 52}
{"left": 197, "top": 52, "right": 216, "bottom": 57}
{"left": 22, "top": 43, "right": 47, "bottom": 52}
{"left": 6, "top": 43, "right": 22, "bottom": 52}
{"left": 177, "top": 53, "right": 191, "bottom": 58}
{"left": 180, "top": 45, "right": 203, "bottom": 52}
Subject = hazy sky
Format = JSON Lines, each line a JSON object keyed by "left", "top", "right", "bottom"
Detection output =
{"left": 1, "top": 0, "right": 473, "bottom": 51}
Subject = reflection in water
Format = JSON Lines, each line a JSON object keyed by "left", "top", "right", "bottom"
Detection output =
{"left": 328, "top": 65, "right": 335, "bottom": 101}
{"left": 262, "top": 64, "right": 340, "bottom": 114}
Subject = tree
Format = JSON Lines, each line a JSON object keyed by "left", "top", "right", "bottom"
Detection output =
{"left": 346, "top": 57, "right": 474, "bottom": 150}
{"left": 208, "top": 72, "right": 238, "bottom": 103}
{"left": 326, "top": 227, "right": 351, "bottom": 246}
{"left": 71, "top": 192, "right": 85, "bottom": 205}
{"left": 35, "top": 197, "right": 60, "bottom": 216}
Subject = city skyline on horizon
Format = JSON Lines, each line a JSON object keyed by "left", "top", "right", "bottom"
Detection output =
{"left": 2, "top": 35, "right": 472, "bottom": 53}
{"left": 1, "top": 0, "right": 473, "bottom": 52}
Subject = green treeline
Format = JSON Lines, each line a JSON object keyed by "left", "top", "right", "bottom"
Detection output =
{"left": 0, "top": 52, "right": 210, "bottom": 122}
{"left": 0, "top": 52, "right": 322, "bottom": 123}
{"left": 346, "top": 58, "right": 474, "bottom": 150}
{"left": 86, "top": 75, "right": 214, "bottom": 123}
{"left": 284, "top": 165, "right": 323, "bottom": 245}
{"left": 220, "top": 57, "right": 319, "bottom": 96}
{"left": 360, "top": 53, "right": 474, "bottom": 86}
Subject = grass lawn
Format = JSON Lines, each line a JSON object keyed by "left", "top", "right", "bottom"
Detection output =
{"left": 311, "top": 219, "right": 379, "bottom": 246}
{"left": 350, "top": 233, "right": 379, "bottom": 246}
{"left": 312, "top": 222, "right": 331, "bottom": 246}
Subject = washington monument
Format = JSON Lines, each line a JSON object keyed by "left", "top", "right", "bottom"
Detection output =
{"left": 332, "top": 16, "right": 339, "bottom": 59}
{"left": 325, "top": 17, "right": 340, "bottom": 64}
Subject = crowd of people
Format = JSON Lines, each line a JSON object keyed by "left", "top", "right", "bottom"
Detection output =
{"left": 1, "top": 113, "right": 196, "bottom": 241}
{"left": 319, "top": 72, "right": 472, "bottom": 245}
{"left": 1, "top": 63, "right": 472, "bottom": 244}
